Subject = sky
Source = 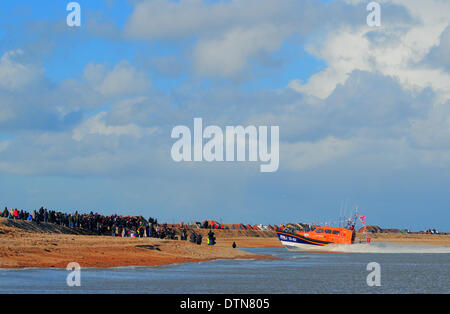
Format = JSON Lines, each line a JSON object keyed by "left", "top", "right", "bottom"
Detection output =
{"left": 0, "top": 0, "right": 449, "bottom": 231}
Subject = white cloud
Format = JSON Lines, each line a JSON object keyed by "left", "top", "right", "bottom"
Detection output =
{"left": 290, "top": 0, "right": 450, "bottom": 101}
{"left": 0, "top": 50, "right": 42, "bottom": 91}
{"left": 83, "top": 61, "right": 151, "bottom": 97}
{"left": 123, "top": 0, "right": 338, "bottom": 78}
{"left": 290, "top": 28, "right": 372, "bottom": 98}
{"left": 124, "top": 0, "right": 294, "bottom": 40}
{"left": 72, "top": 112, "right": 157, "bottom": 141}
{"left": 425, "top": 25, "right": 450, "bottom": 72}
{"left": 193, "top": 25, "right": 287, "bottom": 78}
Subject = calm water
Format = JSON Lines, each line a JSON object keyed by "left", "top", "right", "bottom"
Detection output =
{"left": 0, "top": 247, "right": 449, "bottom": 294}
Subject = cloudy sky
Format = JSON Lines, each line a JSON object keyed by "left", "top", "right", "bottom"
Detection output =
{"left": 0, "top": 0, "right": 449, "bottom": 230}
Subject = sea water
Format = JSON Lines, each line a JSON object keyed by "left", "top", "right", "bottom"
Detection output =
{"left": 0, "top": 246, "right": 448, "bottom": 294}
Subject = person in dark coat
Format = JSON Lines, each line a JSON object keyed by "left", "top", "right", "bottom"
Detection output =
{"left": 190, "top": 232, "right": 197, "bottom": 243}
{"left": 181, "top": 229, "right": 187, "bottom": 240}
{"left": 196, "top": 234, "right": 202, "bottom": 245}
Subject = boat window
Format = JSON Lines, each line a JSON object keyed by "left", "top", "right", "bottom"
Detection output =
{"left": 316, "top": 229, "right": 323, "bottom": 233}
{"left": 332, "top": 230, "right": 340, "bottom": 235}
{"left": 325, "top": 229, "right": 331, "bottom": 234}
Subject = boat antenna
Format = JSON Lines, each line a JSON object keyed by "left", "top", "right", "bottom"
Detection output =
{"left": 354, "top": 206, "right": 359, "bottom": 228}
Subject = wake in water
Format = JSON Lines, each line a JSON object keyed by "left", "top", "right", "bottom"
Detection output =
{"left": 288, "top": 243, "right": 450, "bottom": 254}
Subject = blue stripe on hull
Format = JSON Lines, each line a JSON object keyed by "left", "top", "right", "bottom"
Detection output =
{"left": 277, "top": 232, "right": 326, "bottom": 246}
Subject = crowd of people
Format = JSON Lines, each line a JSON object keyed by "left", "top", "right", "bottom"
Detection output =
{"left": 0, "top": 206, "right": 174, "bottom": 239}
{"left": 0, "top": 206, "right": 217, "bottom": 245}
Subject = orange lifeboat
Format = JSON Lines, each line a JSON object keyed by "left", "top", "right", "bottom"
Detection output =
{"left": 276, "top": 226, "right": 355, "bottom": 250}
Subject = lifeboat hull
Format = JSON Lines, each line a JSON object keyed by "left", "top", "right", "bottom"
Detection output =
{"left": 277, "top": 231, "right": 330, "bottom": 250}
{"left": 277, "top": 227, "right": 354, "bottom": 251}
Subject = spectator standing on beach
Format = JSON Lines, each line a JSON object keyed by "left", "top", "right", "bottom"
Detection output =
{"left": 147, "top": 223, "right": 153, "bottom": 237}
{"left": 190, "top": 232, "right": 196, "bottom": 243}
{"left": 181, "top": 229, "right": 187, "bottom": 240}
{"left": 39, "top": 207, "right": 43, "bottom": 221}
{"left": 74, "top": 211, "right": 79, "bottom": 228}
{"left": 196, "top": 234, "right": 202, "bottom": 245}
{"left": 207, "top": 230, "right": 216, "bottom": 245}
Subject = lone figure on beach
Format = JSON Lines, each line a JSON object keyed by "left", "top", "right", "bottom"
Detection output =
{"left": 196, "top": 234, "right": 202, "bottom": 245}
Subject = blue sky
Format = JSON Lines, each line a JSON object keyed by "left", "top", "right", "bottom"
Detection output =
{"left": 0, "top": 0, "right": 449, "bottom": 231}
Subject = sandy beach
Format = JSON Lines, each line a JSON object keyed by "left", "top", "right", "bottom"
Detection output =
{"left": 0, "top": 218, "right": 279, "bottom": 269}
{"left": 0, "top": 218, "right": 449, "bottom": 269}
